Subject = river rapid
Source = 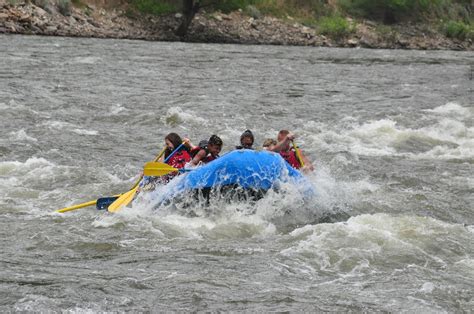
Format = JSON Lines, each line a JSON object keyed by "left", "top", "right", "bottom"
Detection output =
{"left": 0, "top": 34, "right": 473, "bottom": 312}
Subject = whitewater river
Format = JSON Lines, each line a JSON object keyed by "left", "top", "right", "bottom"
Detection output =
{"left": 0, "top": 34, "right": 473, "bottom": 311}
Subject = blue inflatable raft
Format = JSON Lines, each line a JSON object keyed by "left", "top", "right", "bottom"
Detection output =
{"left": 146, "top": 150, "right": 315, "bottom": 206}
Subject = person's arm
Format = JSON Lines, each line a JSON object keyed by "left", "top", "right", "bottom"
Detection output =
{"left": 190, "top": 149, "right": 206, "bottom": 166}
{"left": 183, "top": 138, "right": 193, "bottom": 150}
{"left": 271, "top": 133, "right": 295, "bottom": 152}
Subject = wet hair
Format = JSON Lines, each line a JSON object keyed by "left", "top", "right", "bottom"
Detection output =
{"left": 164, "top": 133, "right": 183, "bottom": 158}
{"left": 240, "top": 129, "right": 254, "bottom": 145}
{"left": 208, "top": 135, "right": 223, "bottom": 147}
{"left": 278, "top": 129, "right": 290, "bottom": 137}
{"left": 263, "top": 138, "right": 277, "bottom": 147}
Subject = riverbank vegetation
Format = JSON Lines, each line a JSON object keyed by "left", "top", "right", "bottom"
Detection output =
{"left": 1, "top": 0, "right": 472, "bottom": 49}
{"left": 125, "top": 0, "right": 472, "bottom": 40}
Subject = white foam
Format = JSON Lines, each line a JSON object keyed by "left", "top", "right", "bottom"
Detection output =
{"left": 9, "top": 129, "right": 38, "bottom": 142}
{"left": 72, "top": 56, "right": 102, "bottom": 64}
{"left": 426, "top": 102, "right": 471, "bottom": 117}
{"left": 8, "top": 99, "right": 17, "bottom": 107}
{"left": 164, "top": 106, "right": 208, "bottom": 126}
{"left": 0, "top": 157, "right": 55, "bottom": 175}
{"left": 72, "top": 128, "right": 99, "bottom": 136}
{"left": 282, "top": 213, "right": 471, "bottom": 275}
{"left": 41, "top": 120, "right": 98, "bottom": 136}
{"left": 43, "top": 120, "right": 75, "bottom": 130}
{"left": 93, "top": 177, "right": 290, "bottom": 239}
{"left": 92, "top": 215, "right": 126, "bottom": 228}
{"left": 160, "top": 214, "right": 215, "bottom": 236}
{"left": 453, "top": 258, "right": 474, "bottom": 271}
{"left": 311, "top": 102, "right": 474, "bottom": 159}
{"left": 420, "top": 282, "right": 435, "bottom": 293}
{"left": 109, "top": 103, "right": 127, "bottom": 114}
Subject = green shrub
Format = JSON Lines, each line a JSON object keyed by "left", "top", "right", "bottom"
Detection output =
{"left": 300, "top": 17, "right": 319, "bottom": 28}
{"left": 253, "top": 0, "right": 288, "bottom": 18}
{"left": 202, "top": 0, "right": 335, "bottom": 21}
{"left": 71, "top": 0, "right": 85, "bottom": 9}
{"left": 318, "top": 15, "right": 353, "bottom": 38}
{"left": 132, "top": 0, "right": 176, "bottom": 15}
{"left": 245, "top": 4, "right": 262, "bottom": 19}
{"left": 213, "top": 0, "right": 258, "bottom": 13}
{"left": 338, "top": 0, "right": 416, "bottom": 22}
{"left": 338, "top": 0, "right": 472, "bottom": 23}
{"left": 211, "top": 0, "right": 304, "bottom": 17}
{"left": 443, "top": 20, "right": 474, "bottom": 40}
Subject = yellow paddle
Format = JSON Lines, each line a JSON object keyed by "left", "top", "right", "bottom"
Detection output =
{"left": 106, "top": 187, "right": 138, "bottom": 213}
{"left": 292, "top": 140, "right": 305, "bottom": 168}
{"left": 107, "top": 146, "right": 167, "bottom": 213}
{"left": 56, "top": 147, "right": 167, "bottom": 214}
{"left": 143, "top": 161, "right": 180, "bottom": 176}
{"left": 56, "top": 194, "right": 122, "bottom": 213}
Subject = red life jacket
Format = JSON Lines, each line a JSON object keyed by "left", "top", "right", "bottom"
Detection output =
{"left": 190, "top": 146, "right": 202, "bottom": 158}
{"left": 202, "top": 153, "right": 218, "bottom": 164}
{"left": 190, "top": 145, "right": 218, "bottom": 165}
{"left": 166, "top": 150, "right": 191, "bottom": 169}
{"left": 279, "top": 149, "right": 301, "bottom": 169}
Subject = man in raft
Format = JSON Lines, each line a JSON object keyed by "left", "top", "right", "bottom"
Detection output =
{"left": 235, "top": 129, "right": 255, "bottom": 150}
{"left": 271, "top": 129, "right": 314, "bottom": 173}
{"left": 188, "top": 135, "right": 223, "bottom": 166}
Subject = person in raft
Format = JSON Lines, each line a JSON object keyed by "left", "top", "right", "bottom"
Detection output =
{"left": 187, "top": 135, "right": 223, "bottom": 166}
{"left": 235, "top": 129, "right": 255, "bottom": 150}
{"left": 271, "top": 129, "right": 314, "bottom": 173}
{"left": 159, "top": 132, "right": 192, "bottom": 169}
{"left": 262, "top": 138, "right": 277, "bottom": 151}
{"left": 141, "top": 133, "right": 191, "bottom": 190}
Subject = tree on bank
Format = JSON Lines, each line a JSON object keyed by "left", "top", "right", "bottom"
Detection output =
{"left": 176, "top": 0, "right": 200, "bottom": 37}
{"left": 175, "top": 0, "right": 242, "bottom": 37}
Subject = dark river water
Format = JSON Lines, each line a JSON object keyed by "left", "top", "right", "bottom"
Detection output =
{"left": 0, "top": 34, "right": 473, "bottom": 311}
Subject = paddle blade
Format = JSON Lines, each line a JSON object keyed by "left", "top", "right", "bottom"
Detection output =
{"left": 143, "top": 162, "right": 178, "bottom": 177}
{"left": 57, "top": 199, "right": 97, "bottom": 213}
{"left": 96, "top": 196, "right": 119, "bottom": 210}
{"left": 108, "top": 187, "right": 138, "bottom": 213}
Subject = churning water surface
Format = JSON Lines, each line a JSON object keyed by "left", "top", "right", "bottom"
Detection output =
{"left": 0, "top": 34, "right": 473, "bottom": 311}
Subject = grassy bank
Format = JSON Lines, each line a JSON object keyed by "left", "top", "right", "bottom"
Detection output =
{"left": 4, "top": 0, "right": 472, "bottom": 47}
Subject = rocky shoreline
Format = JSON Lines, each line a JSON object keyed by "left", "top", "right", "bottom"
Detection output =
{"left": 1, "top": 1, "right": 472, "bottom": 50}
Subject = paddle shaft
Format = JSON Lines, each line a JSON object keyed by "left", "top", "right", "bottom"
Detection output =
{"left": 164, "top": 142, "right": 185, "bottom": 163}
{"left": 57, "top": 200, "right": 96, "bottom": 213}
